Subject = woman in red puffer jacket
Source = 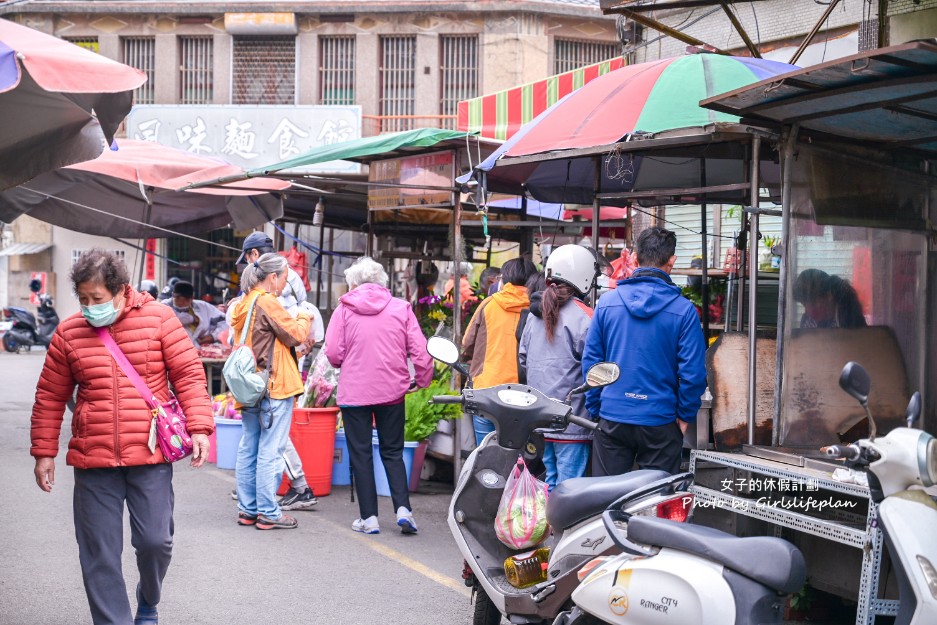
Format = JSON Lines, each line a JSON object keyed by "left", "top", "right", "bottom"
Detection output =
{"left": 31, "top": 250, "right": 213, "bottom": 625}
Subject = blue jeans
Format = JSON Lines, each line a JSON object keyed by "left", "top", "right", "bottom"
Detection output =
{"left": 473, "top": 415, "right": 496, "bottom": 447}
{"left": 236, "top": 396, "right": 294, "bottom": 519}
{"left": 543, "top": 441, "right": 591, "bottom": 491}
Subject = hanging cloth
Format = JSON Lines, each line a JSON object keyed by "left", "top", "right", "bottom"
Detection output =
{"left": 280, "top": 245, "right": 310, "bottom": 290}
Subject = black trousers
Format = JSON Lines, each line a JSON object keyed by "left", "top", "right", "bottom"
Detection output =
{"left": 592, "top": 418, "right": 683, "bottom": 477}
{"left": 73, "top": 464, "right": 174, "bottom": 625}
{"left": 343, "top": 402, "right": 412, "bottom": 519}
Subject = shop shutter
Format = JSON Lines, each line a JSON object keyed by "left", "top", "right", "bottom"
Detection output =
{"left": 232, "top": 36, "right": 296, "bottom": 105}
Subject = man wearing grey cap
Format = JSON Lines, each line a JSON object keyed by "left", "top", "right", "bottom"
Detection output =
{"left": 226, "top": 231, "right": 319, "bottom": 511}
{"left": 235, "top": 231, "right": 308, "bottom": 314}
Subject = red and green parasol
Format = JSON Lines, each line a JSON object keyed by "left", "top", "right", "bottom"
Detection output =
{"left": 502, "top": 53, "right": 799, "bottom": 158}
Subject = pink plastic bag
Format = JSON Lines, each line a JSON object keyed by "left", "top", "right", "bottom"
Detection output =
{"left": 494, "top": 457, "right": 550, "bottom": 550}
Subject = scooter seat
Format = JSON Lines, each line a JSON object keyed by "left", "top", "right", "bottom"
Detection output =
{"left": 627, "top": 517, "right": 806, "bottom": 594}
{"left": 546, "top": 470, "right": 670, "bottom": 530}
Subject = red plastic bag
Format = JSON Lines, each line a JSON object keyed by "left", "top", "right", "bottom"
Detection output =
{"left": 494, "top": 457, "right": 550, "bottom": 550}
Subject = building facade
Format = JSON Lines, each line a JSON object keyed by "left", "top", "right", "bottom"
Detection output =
{"left": 0, "top": 0, "right": 619, "bottom": 310}
{"left": 1, "top": 1, "right": 620, "bottom": 133}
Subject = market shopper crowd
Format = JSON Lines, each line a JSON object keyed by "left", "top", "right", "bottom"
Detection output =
{"left": 28, "top": 227, "right": 711, "bottom": 625}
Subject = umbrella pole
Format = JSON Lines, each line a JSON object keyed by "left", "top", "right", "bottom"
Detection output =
{"left": 366, "top": 209, "right": 374, "bottom": 257}
{"left": 773, "top": 124, "right": 799, "bottom": 447}
{"left": 316, "top": 220, "right": 326, "bottom": 309}
{"left": 451, "top": 185, "right": 464, "bottom": 486}
{"left": 700, "top": 160, "right": 710, "bottom": 338}
{"left": 747, "top": 134, "right": 762, "bottom": 446}
{"left": 591, "top": 158, "right": 601, "bottom": 307}
{"left": 137, "top": 198, "right": 152, "bottom": 289}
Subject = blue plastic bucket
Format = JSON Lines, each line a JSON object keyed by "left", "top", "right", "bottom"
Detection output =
{"left": 372, "top": 437, "right": 419, "bottom": 498}
{"left": 214, "top": 417, "right": 243, "bottom": 470}
{"left": 332, "top": 429, "right": 351, "bottom": 486}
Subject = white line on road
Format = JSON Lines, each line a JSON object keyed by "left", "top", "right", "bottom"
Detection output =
{"left": 204, "top": 467, "right": 471, "bottom": 598}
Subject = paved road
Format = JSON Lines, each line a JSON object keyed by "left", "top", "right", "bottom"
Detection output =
{"left": 0, "top": 350, "right": 476, "bottom": 625}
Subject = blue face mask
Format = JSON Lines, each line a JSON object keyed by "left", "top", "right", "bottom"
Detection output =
{"left": 81, "top": 299, "right": 120, "bottom": 327}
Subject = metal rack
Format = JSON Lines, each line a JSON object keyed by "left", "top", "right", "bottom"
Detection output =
{"left": 689, "top": 450, "right": 900, "bottom": 625}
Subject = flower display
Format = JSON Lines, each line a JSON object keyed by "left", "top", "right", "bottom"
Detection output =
{"left": 301, "top": 347, "right": 340, "bottom": 408}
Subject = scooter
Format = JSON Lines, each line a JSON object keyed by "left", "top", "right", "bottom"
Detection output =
{"left": 559, "top": 360, "right": 937, "bottom": 625}
{"left": 426, "top": 337, "right": 695, "bottom": 625}
{"left": 2, "top": 279, "right": 59, "bottom": 353}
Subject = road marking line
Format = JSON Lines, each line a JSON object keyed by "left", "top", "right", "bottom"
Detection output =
{"left": 204, "top": 468, "right": 471, "bottom": 598}
{"left": 318, "top": 515, "right": 472, "bottom": 598}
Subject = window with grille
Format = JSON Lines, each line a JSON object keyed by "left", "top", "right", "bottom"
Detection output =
{"left": 440, "top": 35, "right": 478, "bottom": 124}
{"left": 71, "top": 249, "right": 125, "bottom": 265}
{"left": 554, "top": 38, "right": 619, "bottom": 74}
{"left": 232, "top": 36, "right": 296, "bottom": 105}
{"left": 380, "top": 36, "right": 416, "bottom": 132}
{"left": 179, "top": 37, "right": 213, "bottom": 104}
{"left": 122, "top": 37, "right": 155, "bottom": 105}
{"left": 65, "top": 37, "right": 99, "bottom": 53}
{"left": 319, "top": 36, "right": 356, "bottom": 105}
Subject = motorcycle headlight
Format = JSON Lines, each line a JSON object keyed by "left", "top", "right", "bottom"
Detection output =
{"left": 920, "top": 434, "right": 937, "bottom": 487}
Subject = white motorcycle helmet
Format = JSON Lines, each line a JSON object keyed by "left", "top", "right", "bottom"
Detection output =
{"left": 545, "top": 244, "right": 602, "bottom": 297}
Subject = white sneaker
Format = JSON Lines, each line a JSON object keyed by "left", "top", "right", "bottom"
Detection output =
{"left": 351, "top": 516, "right": 380, "bottom": 534}
{"left": 396, "top": 506, "right": 418, "bottom": 534}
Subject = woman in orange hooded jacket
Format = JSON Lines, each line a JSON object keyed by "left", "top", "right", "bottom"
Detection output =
{"left": 461, "top": 257, "right": 538, "bottom": 446}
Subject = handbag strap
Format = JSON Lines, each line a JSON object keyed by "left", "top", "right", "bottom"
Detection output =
{"left": 237, "top": 294, "right": 262, "bottom": 346}
{"left": 237, "top": 293, "right": 276, "bottom": 375}
{"left": 95, "top": 327, "right": 159, "bottom": 410}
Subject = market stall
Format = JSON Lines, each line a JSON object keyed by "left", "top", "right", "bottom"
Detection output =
{"left": 687, "top": 41, "right": 937, "bottom": 624}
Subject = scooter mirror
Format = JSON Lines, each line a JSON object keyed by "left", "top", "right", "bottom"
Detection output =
{"left": 906, "top": 391, "right": 922, "bottom": 428}
{"left": 839, "top": 361, "right": 870, "bottom": 406}
{"left": 427, "top": 336, "right": 460, "bottom": 365}
{"left": 28, "top": 279, "right": 41, "bottom": 294}
{"left": 586, "top": 362, "right": 620, "bottom": 388}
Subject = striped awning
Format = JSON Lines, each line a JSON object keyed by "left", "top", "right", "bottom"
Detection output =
{"left": 457, "top": 57, "right": 625, "bottom": 141}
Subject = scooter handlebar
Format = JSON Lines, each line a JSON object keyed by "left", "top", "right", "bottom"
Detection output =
{"left": 821, "top": 444, "right": 860, "bottom": 461}
{"left": 568, "top": 415, "right": 598, "bottom": 431}
{"left": 430, "top": 395, "right": 463, "bottom": 405}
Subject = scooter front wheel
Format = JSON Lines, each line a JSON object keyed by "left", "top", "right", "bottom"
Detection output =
{"left": 2, "top": 332, "right": 21, "bottom": 353}
{"left": 472, "top": 584, "right": 502, "bottom": 625}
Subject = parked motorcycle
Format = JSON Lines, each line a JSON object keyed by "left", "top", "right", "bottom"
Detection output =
{"left": 425, "top": 337, "right": 695, "bottom": 625}
{"left": 558, "top": 360, "right": 937, "bottom": 625}
{"left": 2, "top": 279, "right": 59, "bottom": 353}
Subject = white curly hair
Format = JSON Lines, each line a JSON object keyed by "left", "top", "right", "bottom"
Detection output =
{"left": 344, "top": 256, "right": 388, "bottom": 289}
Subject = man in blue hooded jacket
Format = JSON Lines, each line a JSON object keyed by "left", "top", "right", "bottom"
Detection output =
{"left": 583, "top": 227, "right": 707, "bottom": 476}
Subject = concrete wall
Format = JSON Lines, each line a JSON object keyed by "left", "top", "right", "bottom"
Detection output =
{"left": 49, "top": 229, "right": 151, "bottom": 315}
{"left": 6, "top": 8, "right": 616, "bottom": 116}
{"left": 889, "top": 5, "right": 937, "bottom": 45}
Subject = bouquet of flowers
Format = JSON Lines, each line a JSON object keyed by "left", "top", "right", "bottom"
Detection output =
{"left": 301, "top": 347, "right": 340, "bottom": 408}
{"left": 417, "top": 294, "right": 453, "bottom": 337}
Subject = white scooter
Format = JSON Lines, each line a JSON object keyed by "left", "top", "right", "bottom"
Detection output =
{"left": 426, "top": 337, "right": 695, "bottom": 625}
{"left": 556, "top": 360, "right": 937, "bottom": 625}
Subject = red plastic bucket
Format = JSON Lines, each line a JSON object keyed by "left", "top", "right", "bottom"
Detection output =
{"left": 277, "top": 406, "right": 339, "bottom": 497}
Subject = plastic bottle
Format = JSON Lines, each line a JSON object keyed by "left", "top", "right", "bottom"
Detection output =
{"left": 504, "top": 547, "right": 551, "bottom": 588}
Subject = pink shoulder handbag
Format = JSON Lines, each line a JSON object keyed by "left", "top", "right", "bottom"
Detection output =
{"left": 96, "top": 327, "right": 194, "bottom": 462}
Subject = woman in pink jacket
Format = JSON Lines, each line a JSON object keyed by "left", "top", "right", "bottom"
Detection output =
{"left": 325, "top": 257, "right": 433, "bottom": 535}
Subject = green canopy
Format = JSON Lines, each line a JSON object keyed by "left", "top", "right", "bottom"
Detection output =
{"left": 247, "top": 127, "right": 470, "bottom": 176}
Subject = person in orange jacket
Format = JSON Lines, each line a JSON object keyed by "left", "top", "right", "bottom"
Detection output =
{"left": 461, "top": 257, "right": 538, "bottom": 446}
